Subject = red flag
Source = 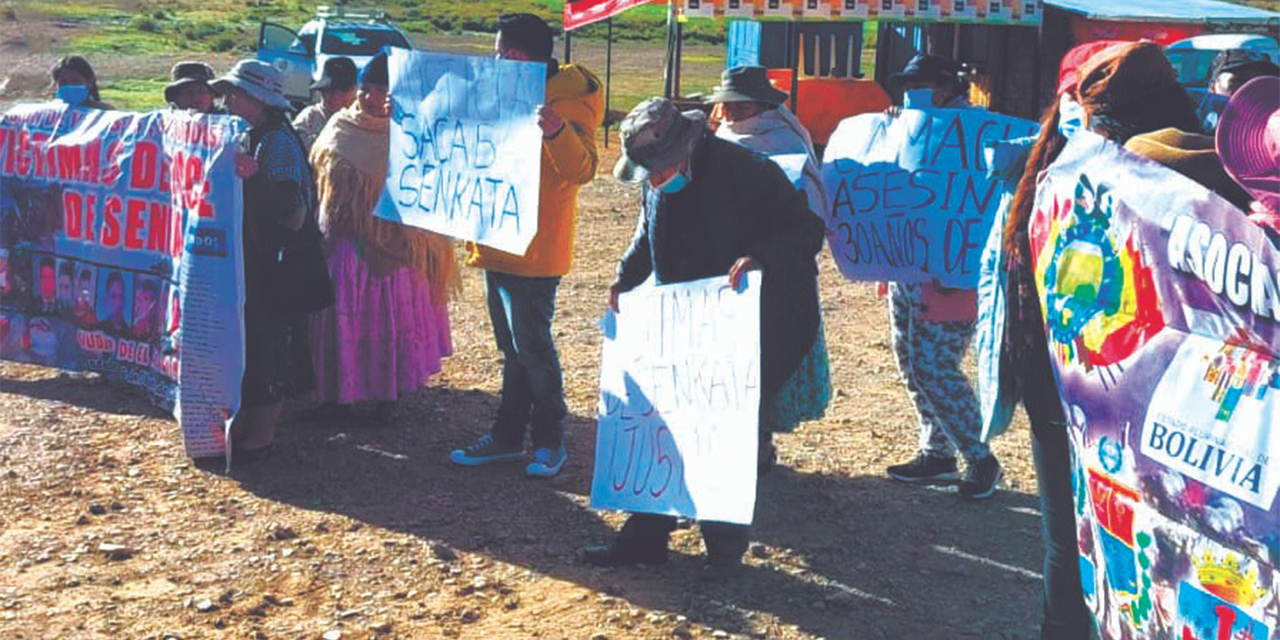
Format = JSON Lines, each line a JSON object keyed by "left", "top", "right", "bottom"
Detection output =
{"left": 564, "top": 0, "right": 655, "bottom": 32}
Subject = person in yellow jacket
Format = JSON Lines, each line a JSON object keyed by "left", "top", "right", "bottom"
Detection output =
{"left": 450, "top": 13, "right": 603, "bottom": 478}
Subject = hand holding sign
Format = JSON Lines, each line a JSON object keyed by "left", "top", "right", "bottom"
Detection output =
{"left": 538, "top": 105, "right": 565, "bottom": 138}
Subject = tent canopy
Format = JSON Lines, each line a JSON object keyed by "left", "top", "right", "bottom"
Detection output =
{"left": 1046, "top": 0, "right": 1280, "bottom": 24}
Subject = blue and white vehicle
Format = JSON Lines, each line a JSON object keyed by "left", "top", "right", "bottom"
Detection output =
{"left": 1165, "top": 33, "right": 1280, "bottom": 89}
{"left": 256, "top": 5, "right": 414, "bottom": 109}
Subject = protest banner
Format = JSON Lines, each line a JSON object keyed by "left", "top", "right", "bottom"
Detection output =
{"left": 592, "top": 273, "right": 761, "bottom": 525}
{"left": 1030, "top": 131, "right": 1278, "bottom": 639}
{"left": 0, "top": 104, "right": 246, "bottom": 458}
{"left": 822, "top": 108, "right": 1038, "bottom": 288}
{"left": 377, "top": 49, "right": 545, "bottom": 256}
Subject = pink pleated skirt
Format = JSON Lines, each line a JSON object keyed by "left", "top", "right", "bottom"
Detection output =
{"left": 309, "top": 238, "right": 452, "bottom": 404}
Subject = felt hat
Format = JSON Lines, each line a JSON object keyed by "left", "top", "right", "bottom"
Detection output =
{"left": 1125, "top": 128, "right": 1252, "bottom": 210}
{"left": 613, "top": 97, "right": 708, "bottom": 183}
{"left": 1216, "top": 75, "right": 1280, "bottom": 209}
{"left": 211, "top": 59, "right": 291, "bottom": 109}
{"left": 164, "top": 61, "right": 216, "bottom": 103}
{"left": 709, "top": 66, "right": 788, "bottom": 105}
{"left": 888, "top": 54, "right": 962, "bottom": 92}
{"left": 311, "top": 57, "right": 358, "bottom": 91}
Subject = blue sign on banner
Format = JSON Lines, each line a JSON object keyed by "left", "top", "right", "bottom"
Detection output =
{"left": 821, "top": 108, "right": 1038, "bottom": 288}
{"left": 0, "top": 104, "right": 246, "bottom": 457}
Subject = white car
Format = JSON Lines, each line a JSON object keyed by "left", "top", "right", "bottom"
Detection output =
{"left": 257, "top": 6, "right": 413, "bottom": 108}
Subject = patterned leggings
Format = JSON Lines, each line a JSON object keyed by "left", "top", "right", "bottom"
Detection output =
{"left": 889, "top": 283, "right": 989, "bottom": 465}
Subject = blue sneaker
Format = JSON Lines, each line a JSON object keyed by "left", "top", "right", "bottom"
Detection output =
{"left": 449, "top": 434, "right": 525, "bottom": 466}
{"left": 525, "top": 445, "right": 566, "bottom": 478}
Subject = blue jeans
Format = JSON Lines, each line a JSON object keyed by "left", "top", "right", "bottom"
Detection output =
{"left": 485, "top": 271, "right": 567, "bottom": 449}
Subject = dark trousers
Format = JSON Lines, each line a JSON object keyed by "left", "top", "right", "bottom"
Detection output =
{"left": 485, "top": 271, "right": 567, "bottom": 449}
{"left": 1024, "top": 352, "right": 1091, "bottom": 640}
{"left": 617, "top": 512, "right": 750, "bottom": 562}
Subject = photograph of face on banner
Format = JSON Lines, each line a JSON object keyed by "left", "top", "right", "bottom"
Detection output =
{"left": 130, "top": 275, "right": 161, "bottom": 342}
{"left": 73, "top": 266, "right": 96, "bottom": 327}
{"left": 97, "top": 270, "right": 131, "bottom": 336}
{"left": 56, "top": 260, "right": 74, "bottom": 316}
{"left": 33, "top": 255, "right": 57, "bottom": 315}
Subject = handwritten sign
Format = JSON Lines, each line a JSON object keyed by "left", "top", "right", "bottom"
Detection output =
{"left": 821, "top": 108, "right": 1037, "bottom": 288}
{"left": 591, "top": 273, "right": 761, "bottom": 525}
{"left": 0, "top": 104, "right": 246, "bottom": 457}
{"left": 1031, "top": 132, "right": 1278, "bottom": 639}
{"left": 377, "top": 49, "right": 545, "bottom": 256}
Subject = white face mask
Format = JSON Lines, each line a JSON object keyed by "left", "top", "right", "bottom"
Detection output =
{"left": 1058, "top": 94, "right": 1085, "bottom": 139}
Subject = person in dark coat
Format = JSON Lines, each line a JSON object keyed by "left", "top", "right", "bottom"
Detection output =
{"left": 212, "top": 59, "right": 322, "bottom": 461}
{"left": 584, "top": 97, "right": 825, "bottom": 569}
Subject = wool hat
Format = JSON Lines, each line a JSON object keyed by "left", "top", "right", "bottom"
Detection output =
{"left": 1125, "top": 128, "right": 1252, "bottom": 211}
{"left": 613, "top": 97, "right": 708, "bottom": 183}
{"left": 211, "top": 59, "right": 290, "bottom": 109}
{"left": 164, "top": 61, "right": 216, "bottom": 104}
{"left": 888, "top": 54, "right": 962, "bottom": 92}
{"left": 311, "top": 57, "right": 358, "bottom": 91}
{"left": 1216, "top": 75, "right": 1280, "bottom": 210}
{"left": 359, "top": 52, "right": 390, "bottom": 87}
{"left": 709, "top": 66, "right": 788, "bottom": 105}
{"left": 1056, "top": 40, "right": 1129, "bottom": 96}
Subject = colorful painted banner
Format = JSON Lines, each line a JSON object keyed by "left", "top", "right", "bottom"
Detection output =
{"left": 564, "top": 0, "right": 655, "bottom": 31}
{"left": 1031, "top": 131, "right": 1278, "bottom": 639}
{"left": 821, "top": 107, "right": 1038, "bottom": 288}
{"left": 677, "top": 0, "right": 1042, "bottom": 24}
{"left": 377, "top": 49, "right": 545, "bottom": 256}
{"left": 0, "top": 104, "right": 247, "bottom": 458}
{"left": 592, "top": 273, "right": 761, "bottom": 525}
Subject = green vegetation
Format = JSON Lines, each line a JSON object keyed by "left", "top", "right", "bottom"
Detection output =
{"left": 99, "top": 78, "right": 169, "bottom": 111}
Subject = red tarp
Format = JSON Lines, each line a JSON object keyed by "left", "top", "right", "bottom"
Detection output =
{"left": 564, "top": 0, "right": 654, "bottom": 31}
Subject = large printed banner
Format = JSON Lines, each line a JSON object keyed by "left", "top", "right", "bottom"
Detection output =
{"left": 1030, "top": 132, "right": 1278, "bottom": 640}
{"left": 377, "top": 49, "right": 545, "bottom": 256}
{"left": 681, "top": 0, "right": 1042, "bottom": 24}
{"left": 0, "top": 104, "right": 246, "bottom": 458}
{"left": 592, "top": 273, "right": 762, "bottom": 525}
{"left": 822, "top": 108, "right": 1037, "bottom": 288}
{"left": 565, "top": 0, "right": 654, "bottom": 30}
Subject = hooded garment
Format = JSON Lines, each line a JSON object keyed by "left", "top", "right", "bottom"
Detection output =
{"left": 466, "top": 63, "right": 605, "bottom": 277}
{"left": 309, "top": 103, "right": 458, "bottom": 307}
{"left": 715, "top": 105, "right": 828, "bottom": 220}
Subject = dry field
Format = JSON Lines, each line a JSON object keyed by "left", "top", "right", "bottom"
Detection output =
{"left": 2, "top": 11, "right": 1048, "bottom": 640}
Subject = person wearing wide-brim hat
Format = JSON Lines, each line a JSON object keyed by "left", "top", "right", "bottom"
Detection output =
{"left": 165, "top": 61, "right": 218, "bottom": 113}
{"left": 711, "top": 66, "right": 832, "bottom": 471}
{"left": 294, "top": 56, "right": 359, "bottom": 150}
{"left": 1217, "top": 75, "right": 1280, "bottom": 243}
{"left": 887, "top": 53, "right": 969, "bottom": 108}
{"left": 583, "top": 97, "right": 825, "bottom": 570}
{"left": 214, "top": 59, "right": 325, "bottom": 463}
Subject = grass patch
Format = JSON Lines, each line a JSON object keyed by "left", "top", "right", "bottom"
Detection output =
{"left": 66, "top": 27, "right": 178, "bottom": 55}
{"left": 99, "top": 77, "right": 169, "bottom": 111}
{"left": 10, "top": 0, "right": 127, "bottom": 20}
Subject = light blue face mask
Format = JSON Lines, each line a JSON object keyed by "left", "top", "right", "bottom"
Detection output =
{"left": 657, "top": 171, "right": 690, "bottom": 194}
{"left": 56, "top": 84, "right": 90, "bottom": 106}
{"left": 1058, "top": 94, "right": 1085, "bottom": 139}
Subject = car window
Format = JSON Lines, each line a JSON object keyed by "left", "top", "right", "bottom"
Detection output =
{"left": 1167, "top": 50, "right": 1218, "bottom": 88}
{"left": 320, "top": 28, "right": 410, "bottom": 55}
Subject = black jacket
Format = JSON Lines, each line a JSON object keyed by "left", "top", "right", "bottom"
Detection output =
{"left": 615, "top": 133, "right": 824, "bottom": 396}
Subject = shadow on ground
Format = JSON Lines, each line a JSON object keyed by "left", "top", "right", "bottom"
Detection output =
{"left": 216, "top": 385, "right": 1046, "bottom": 640}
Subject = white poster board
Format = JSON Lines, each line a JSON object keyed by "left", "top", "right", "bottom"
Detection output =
{"left": 376, "top": 49, "right": 545, "bottom": 256}
{"left": 591, "top": 273, "right": 762, "bottom": 525}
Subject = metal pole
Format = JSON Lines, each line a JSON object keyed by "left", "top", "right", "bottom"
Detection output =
{"left": 789, "top": 21, "right": 800, "bottom": 114}
{"left": 605, "top": 17, "right": 613, "bottom": 148}
{"left": 674, "top": 18, "right": 684, "bottom": 98}
{"left": 663, "top": 2, "right": 676, "bottom": 98}
{"left": 564, "top": 29, "right": 572, "bottom": 64}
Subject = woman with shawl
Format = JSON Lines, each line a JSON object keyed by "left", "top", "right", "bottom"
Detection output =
{"left": 308, "top": 53, "right": 457, "bottom": 421}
